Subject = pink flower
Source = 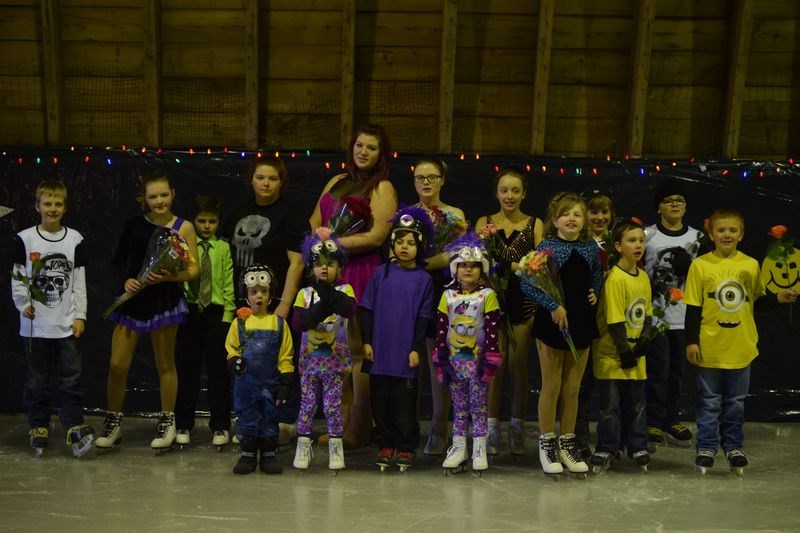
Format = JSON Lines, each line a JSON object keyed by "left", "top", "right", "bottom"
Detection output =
{"left": 478, "top": 224, "right": 499, "bottom": 238}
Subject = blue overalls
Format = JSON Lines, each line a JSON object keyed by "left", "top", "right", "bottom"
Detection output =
{"left": 233, "top": 317, "right": 284, "bottom": 439}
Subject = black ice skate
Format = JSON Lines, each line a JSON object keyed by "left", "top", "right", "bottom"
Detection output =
{"left": 66, "top": 424, "right": 95, "bottom": 458}
{"left": 29, "top": 427, "right": 48, "bottom": 457}
{"left": 590, "top": 450, "right": 613, "bottom": 474}
{"left": 396, "top": 450, "right": 414, "bottom": 473}
{"left": 376, "top": 447, "right": 394, "bottom": 472}
{"left": 631, "top": 449, "right": 650, "bottom": 473}
{"left": 695, "top": 449, "right": 715, "bottom": 475}
{"left": 726, "top": 448, "right": 749, "bottom": 477}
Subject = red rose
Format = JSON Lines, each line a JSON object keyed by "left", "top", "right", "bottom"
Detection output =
{"left": 236, "top": 307, "right": 252, "bottom": 320}
{"left": 29, "top": 252, "right": 41, "bottom": 262}
{"left": 668, "top": 287, "right": 684, "bottom": 303}
{"left": 768, "top": 225, "right": 788, "bottom": 239}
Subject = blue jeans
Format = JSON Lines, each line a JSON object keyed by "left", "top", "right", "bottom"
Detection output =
{"left": 595, "top": 379, "right": 648, "bottom": 455}
{"left": 695, "top": 366, "right": 750, "bottom": 453}
{"left": 24, "top": 336, "right": 85, "bottom": 430}
{"left": 645, "top": 329, "right": 687, "bottom": 429}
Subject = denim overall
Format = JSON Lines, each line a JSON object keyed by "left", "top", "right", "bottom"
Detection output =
{"left": 233, "top": 317, "right": 284, "bottom": 439}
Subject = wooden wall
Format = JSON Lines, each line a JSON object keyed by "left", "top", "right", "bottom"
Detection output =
{"left": 0, "top": 0, "right": 797, "bottom": 158}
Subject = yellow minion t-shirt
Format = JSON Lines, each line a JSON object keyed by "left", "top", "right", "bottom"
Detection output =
{"left": 593, "top": 265, "right": 652, "bottom": 380}
{"left": 683, "top": 251, "right": 764, "bottom": 369}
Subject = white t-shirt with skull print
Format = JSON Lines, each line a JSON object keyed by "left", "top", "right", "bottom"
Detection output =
{"left": 12, "top": 225, "right": 87, "bottom": 338}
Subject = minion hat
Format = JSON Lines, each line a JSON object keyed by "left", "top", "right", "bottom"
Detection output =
{"left": 389, "top": 205, "right": 434, "bottom": 256}
{"left": 240, "top": 263, "right": 277, "bottom": 301}
{"left": 653, "top": 178, "right": 687, "bottom": 211}
{"left": 300, "top": 232, "right": 345, "bottom": 272}
{"left": 445, "top": 231, "right": 490, "bottom": 278}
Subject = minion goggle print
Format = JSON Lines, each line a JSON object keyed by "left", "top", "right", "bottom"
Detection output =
{"left": 449, "top": 246, "right": 490, "bottom": 277}
{"left": 243, "top": 269, "right": 272, "bottom": 289}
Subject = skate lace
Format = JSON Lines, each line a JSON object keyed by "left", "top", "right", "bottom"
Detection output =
{"left": 562, "top": 441, "right": 582, "bottom": 464}
{"left": 100, "top": 415, "right": 120, "bottom": 437}
{"left": 541, "top": 438, "right": 559, "bottom": 462}
{"left": 329, "top": 441, "right": 342, "bottom": 460}
{"left": 446, "top": 442, "right": 465, "bottom": 461}
{"left": 154, "top": 414, "right": 174, "bottom": 438}
{"left": 30, "top": 427, "right": 48, "bottom": 438}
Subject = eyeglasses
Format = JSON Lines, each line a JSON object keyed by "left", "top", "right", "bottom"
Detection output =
{"left": 661, "top": 197, "right": 686, "bottom": 206}
{"left": 414, "top": 174, "right": 442, "bottom": 184}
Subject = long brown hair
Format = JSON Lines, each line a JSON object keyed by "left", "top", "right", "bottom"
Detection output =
{"left": 333, "top": 124, "right": 392, "bottom": 199}
{"left": 543, "top": 191, "right": 590, "bottom": 241}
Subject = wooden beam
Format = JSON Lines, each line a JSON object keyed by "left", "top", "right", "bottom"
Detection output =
{"left": 722, "top": 0, "right": 754, "bottom": 158}
{"left": 244, "top": 0, "right": 260, "bottom": 149}
{"left": 340, "top": 0, "right": 355, "bottom": 149}
{"left": 143, "top": 0, "right": 162, "bottom": 147}
{"left": 625, "top": 0, "right": 656, "bottom": 158}
{"left": 40, "top": 0, "right": 62, "bottom": 144}
{"left": 438, "top": 0, "right": 458, "bottom": 153}
{"left": 530, "top": 0, "right": 554, "bottom": 154}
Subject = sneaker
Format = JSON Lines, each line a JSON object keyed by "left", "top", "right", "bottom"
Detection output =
{"left": 423, "top": 424, "right": 447, "bottom": 456}
{"left": 95, "top": 412, "right": 123, "bottom": 448}
{"left": 665, "top": 422, "right": 693, "bottom": 446}
{"left": 726, "top": 448, "right": 749, "bottom": 468}
{"left": 486, "top": 423, "right": 500, "bottom": 456}
{"left": 212, "top": 430, "right": 230, "bottom": 447}
{"left": 66, "top": 424, "right": 95, "bottom": 458}
{"left": 647, "top": 426, "right": 667, "bottom": 448}
{"left": 509, "top": 420, "right": 526, "bottom": 456}
{"left": 175, "top": 429, "right": 191, "bottom": 446}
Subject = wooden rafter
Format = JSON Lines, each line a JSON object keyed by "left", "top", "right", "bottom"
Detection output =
{"left": 722, "top": 0, "right": 754, "bottom": 158}
{"left": 340, "top": 0, "right": 356, "bottom": 149}
{"left": 625, "top": 0, "right": 656, "bottom": 158}
{"left": 244, "top": 0, "right": 260, "bottom": 149}
{"left": 530, "top": 0, "right": 555, "bottom": 155}
{"left": 40, "top": 0, "right": 62, "bottom": 144}
{"left": 438, "top": 0, "right": 458, "bottom": 153}
{"left": 143, "top": 0, "right": 162, "bottom": 147}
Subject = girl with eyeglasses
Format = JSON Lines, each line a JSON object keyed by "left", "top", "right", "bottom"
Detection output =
{"left": 410, "top": 158, "right": 468, "bottom": 456}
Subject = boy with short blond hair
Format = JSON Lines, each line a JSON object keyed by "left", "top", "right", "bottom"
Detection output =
{"left": 684, "top": 208, "right": 797, "bottom": 473}
{"left": 11, "top": 180, "right": 94, "bottom": 457}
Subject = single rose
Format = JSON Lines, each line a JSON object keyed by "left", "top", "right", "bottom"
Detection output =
{"left": 668, "top": 287, "right": 684, "bottom": 303}
{"left": 236, "top": 307, "right": 252, "bottom": 320}
{"left": 29, "top": 252, "right": 41, "bottom": 262}
{"left": 630, "top": 216, "right": 642, "bottom": 225}
{"left": 768, "top": 225, "right": 788, "bottom": 239}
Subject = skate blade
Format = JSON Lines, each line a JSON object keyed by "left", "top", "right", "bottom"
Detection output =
{"left": 567, "top": 471, "right": 588, "bottom": 480}
{"left": 730, "top": 467, "right": 745, "bottom": 477}
{"left": 443, "top": 462, "right": 467, "bottom": 475}
{"left": 32, "top": 447, "right": 45, "bottom": 458}
{"left": 543, "top": 472, "right": 561, "bottom": 481}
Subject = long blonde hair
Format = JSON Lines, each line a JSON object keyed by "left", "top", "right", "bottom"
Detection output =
{"left": 543, "top": 191, "right": 589, "bottom": 241}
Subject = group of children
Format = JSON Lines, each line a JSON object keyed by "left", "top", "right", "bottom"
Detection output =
{"left": 12, "top": 173, "right": 797, "bottom": 479}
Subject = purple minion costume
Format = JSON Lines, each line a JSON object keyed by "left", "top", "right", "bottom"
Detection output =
{"left": 291, "top": 233, "right": 357, "bottom": 438}
{"left": 432, "top": 233, "right": 503, "bottom": 438}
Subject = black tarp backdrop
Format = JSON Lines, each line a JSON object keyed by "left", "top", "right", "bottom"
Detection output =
{"left": 1, "top": 148, "right": 799, "bottom": 420}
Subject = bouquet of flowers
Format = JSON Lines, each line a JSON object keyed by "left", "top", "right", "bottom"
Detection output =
{"left": 766, "top": 224, "right": 796, "bottom": 324}
{"left": 11, "top": 252, "right": 47, "bottom": 351}
{"left": 516, "top": 248, "right": 580, "bottom": 362}
{"left": 328, "top": 195, "right": 372, "bottom": 237}
{"left": 102, "top": 227, "right": 192, "bottom": 318}
{"left": 477, "top": 223, "right": 515, "bottom": 350}
{"left": 428, "top": 206, "right": 467, "bottom": 255}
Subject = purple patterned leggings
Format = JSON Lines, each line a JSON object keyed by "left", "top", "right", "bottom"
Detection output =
{"left": 296, "top": 372, "right": 344, "bottom": 437}
{"left": 449, "top": 375, "right": 489, "bottom": 438}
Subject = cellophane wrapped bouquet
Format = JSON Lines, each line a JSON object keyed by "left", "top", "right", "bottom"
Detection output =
{"left": 102, "top": 227, "right": 192, "bottom": 318}
{"left": 516, "top": 248, "right": 581, "bottom": 362}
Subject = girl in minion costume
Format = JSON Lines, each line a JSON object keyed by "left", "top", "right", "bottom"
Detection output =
{"left": 291, "top": 231, "right": 357, "bottom": 472}
{"left": 432, "top": 233, "right": 503, "bottom": 474}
